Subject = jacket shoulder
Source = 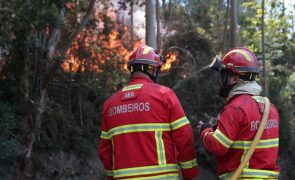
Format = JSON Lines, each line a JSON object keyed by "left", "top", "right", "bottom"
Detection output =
{"left": 147, "top": 83, "right": 172, "bottom": 93}
{"left": 224, "top": 95, "right": 257, "bottom": 112}
{"left": 103, "top": 89, "right": 123, "bottom": 108}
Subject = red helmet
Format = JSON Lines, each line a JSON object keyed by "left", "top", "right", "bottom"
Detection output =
{"left": 221, "top": 47, "right": 259, "bottom": 75}
{"left": 128, "top": 45, "right": 164, "bottom": 70}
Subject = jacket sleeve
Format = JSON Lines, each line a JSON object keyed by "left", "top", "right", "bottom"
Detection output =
{"left": 165, "top": 90, "right": 198, "bottom": 179}
{"left": 98, "top": 105, "right": 113, "bottom": 180}
{"left": 201, "top": 106, "right": 242, "bottom": 156}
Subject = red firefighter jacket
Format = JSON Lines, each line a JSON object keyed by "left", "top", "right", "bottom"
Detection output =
{"left": 99, "top": 74, "right": 198, "bottom": 180}
{"left": 200, "top": 94, "right": 279, "bottom": 179}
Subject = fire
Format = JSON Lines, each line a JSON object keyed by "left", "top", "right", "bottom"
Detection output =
{"left": 62, "top": 2, "right": 178, "bottom": 75}
{"left": 62, "top": 22, "right": 143, "bottom": 73}
{"left": 61, "top": 5, "right": 173, "bottom": 74}
{"left": 109, "top": 30, "right": 118, "bottom": 40}
{"left": 161, "top": 51, "right": 177, "bottom": 71}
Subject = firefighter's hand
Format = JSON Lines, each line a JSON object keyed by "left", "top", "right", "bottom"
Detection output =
{"left": 197, "top": 121, "right": 213, "bottom": 135}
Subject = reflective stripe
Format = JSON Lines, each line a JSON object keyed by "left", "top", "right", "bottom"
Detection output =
{"left": 112, "top": 139, "right": 115, "bottom": 167}
{"left": 232, "top": 138, "right": 279, "bottom": 149}
{"left": 105, "top": 169, "right": 113, "bottom": 176}
{"left": 122, "top": 84, "right": 143, "bottom": 91}
{"left": 104, "top": 118, "right": 190, "bottom": 139}
{"left": 213, "top": 129, "right": 233, "bottom": 148}
{"left": 129, "top": 59, "right": 158, "bottom": 66}
{"left": 219, "top": 168, "right": 279, "bottom": 180}
{"left": 113, "top": 164, "right": 179, "bottom": 178}
{"left": 119, "top": 173, "right": 180, "bottom": 180}
{"left": 179, "top": 158, "right": 197, "bottom": 169}
{"left": 155, "top": 131, "right": 166, "bottom": 165}
{"left": 224, "top": 49, "right": 253, "bottom": 62}
{"left": 143, "top": 46, "right": 153, "bottom": 54}
{"left": 234, "top": 66, "right": 259, "bottom": 73}
{"left": 107, "top": 123, "right": 171, "bottom": 138}
{"left": 100, "top": 131, "right": 109, "bottom": 139}
{"left": 252, "top": 96, "right": 265, "bottom": 103}
{"left": 171, "top": 117, "right": 190, "bottom": 131}
{"left": 240, "top": 148, "right": 249, "bottom": 168}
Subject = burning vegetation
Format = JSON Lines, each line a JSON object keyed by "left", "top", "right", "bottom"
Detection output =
{"left": 61, "top": 5, "right": 176, "bottom": 74}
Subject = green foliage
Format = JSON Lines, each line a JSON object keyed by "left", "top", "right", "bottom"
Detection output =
{"left": 282, "top": 72, "right": 295, "bottom": 100}
{"left": 0, "top": 102, "right": 20, "bottom": 179}
{"left": 0, "top": 103, "right": 19, "bottom": 161}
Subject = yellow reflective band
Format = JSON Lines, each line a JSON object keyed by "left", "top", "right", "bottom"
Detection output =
{"left": 240, "top": 148, "right": 249, "bottom": 168}
{"left": 143, "top": 46, "right": 153, "bottom": 54}
{"left": 122, "top": 84, "right": 143, "bottom": 91}
{"left": 179, "top": 158, "right": 197, "bottom": 169}
{"left": 105, "top": 169, "right": 113, "bottom": 176}
{"left": 113, "top": 164, "right": 179, "bottom": 178}
{"left": 219, "top": 168, "right": 279, "bottom": 180}
{"left": 118, "top": 173, "right": 180, "bottom": 180}
{"left": 100, "top": 131, "right": 109, "bottom": 139}
{"left": 213, "top": 129, "right": 233, "bottom": 149}
{"left": 171, "top": 117, "right": 190, "bottom": 131}
{"left": 224, "top": 49, "right": 253, "bottom": 62}
{"left": 108, "top": 123, "right": 171, "bottom": 138}
{"left": 252, "top": 96, "right": 265, "bottom": 103}
{"left": 112, "top": 139, "right": 115, "bottom": 167}
{"left": 155, "top": 131, "right": 166, "bottom": 165}
{"left": 232, "top": 138, "right": 279, "bottom": 149}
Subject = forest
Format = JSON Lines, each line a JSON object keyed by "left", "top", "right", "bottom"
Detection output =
{"left": 0, "top": 0, "right": 295, "bottom": 179}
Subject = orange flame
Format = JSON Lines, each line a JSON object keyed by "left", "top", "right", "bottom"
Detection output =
{"left": 61, "top": 8, "right": 174, "bottom": 74}
{"left": 161, "top": 52, "right": 177, "bottom": 71}
{"left": 62, "top": 21, "right": 143, "bottom": 73}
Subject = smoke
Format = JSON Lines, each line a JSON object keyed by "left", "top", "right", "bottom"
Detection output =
{"left": 111, "top": 0, "right": 146, "bottom": 40}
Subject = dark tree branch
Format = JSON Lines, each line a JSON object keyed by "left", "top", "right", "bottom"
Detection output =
{"left": 60, "top": 0, "right": 96, "bottom": 56}
{"left": 43, "top": 0, "right": 96, "bottom": 88}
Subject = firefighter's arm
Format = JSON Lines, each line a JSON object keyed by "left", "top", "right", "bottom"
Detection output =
{"left": 199, "top": 106, "right": 241, "bottom": 156}
{"left": 173, "top": 123, "right": 198, "bottom": 179}
{"left": 99, "top": 137, "right": 113, "bottom": 180}
{"left": 98, "top": 111, "right": 113, "bottom": 180}
{"left": 165, "top": 90, "right": 198, "bottom": 179}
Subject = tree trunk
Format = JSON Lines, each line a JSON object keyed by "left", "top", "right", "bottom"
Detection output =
{"left": 262, "top": 0, "right": 268, "bottom": 96}
{"left": 156, "top": 0, "right": 161, "bottom": 49}
{"left": 217, "top": 0, "right": 223, "bottom": 52}
{"left": 230, "top": 0, "right": 237, "bottom": 48}
{"left": 130, "top": 1, "right": 134, "bottom": 42}
{"left": 222, "top": 0, "right": 230, "bottom": 53}
{"left": 146, "top": 0, "right": 157, "bottom": 48}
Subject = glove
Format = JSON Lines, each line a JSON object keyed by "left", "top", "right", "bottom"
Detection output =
{"left": 197, "top": 122, "right": 213, "bottom": 140}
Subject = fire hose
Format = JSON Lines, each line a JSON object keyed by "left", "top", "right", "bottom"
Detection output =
{"left": 231, "top": 97, "right": 270, "bottom": 180}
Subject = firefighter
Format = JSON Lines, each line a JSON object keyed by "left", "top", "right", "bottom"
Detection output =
{"left": 197, "top": 47, "right": 280, "bottom": 179}
{"left": 99, "top": 44, "right": 198, "bottom": 180}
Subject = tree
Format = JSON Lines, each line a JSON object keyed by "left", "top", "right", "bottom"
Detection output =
{"left": 0, "top": 0, "right": 96, "bottom": 178}
{"left": 146, "top": 0, "right": 157, "bottom": 48}
{"left": 230, "top": 0, "right": 238, "bottom": 47}
{"left": 156, "top": 0, "right": 161, "bottom": 49}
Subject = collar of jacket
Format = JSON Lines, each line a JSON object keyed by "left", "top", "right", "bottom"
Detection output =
{"left": 130, "top": 73, "right": 154, "bottom": 83}
{"left": 226, "top": 81, "right": 262, "bottom": 102}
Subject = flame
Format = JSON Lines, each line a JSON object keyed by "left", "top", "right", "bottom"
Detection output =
{"left": 61, "top": 4, "right": 175, "bottom": 74}
{"left": 109, "top": 30, "right": 118, "bottom": 40}
{"left": 161, "top": 52, "right": 177, "bottom": 71}
{"left": 62, "top": 23, "right": 143, "bottom": 73}
{"left": 61, "top": 2, "right": 151, "bottom": 74}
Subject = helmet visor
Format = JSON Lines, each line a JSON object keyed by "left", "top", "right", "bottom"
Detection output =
{"left": 209, "top": 56, "right": 223, "bottom": 72}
